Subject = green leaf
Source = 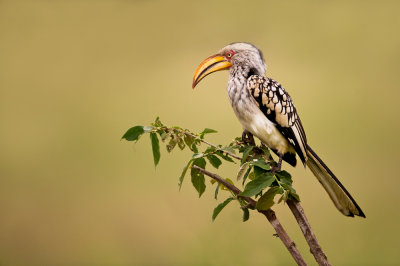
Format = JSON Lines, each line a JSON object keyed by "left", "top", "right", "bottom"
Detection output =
{"left": 252, "top": 160, "right": 271, "bottom": 171}
{"left": 278, "top": 190, "right": 289, "bottom": 204}
{"left": 166, "top": 136, "right": 177, "bottom": 152}
{"left": 202, "top": 128, "right": 218, "bottom": 134}
{"left": 233, "top": 136, "right": 242, "bottom": 142}
{"left": 153, "top": 116, "right": 163, "bottom": 127}
{"left": 191, "top": 158, "right": 206, "bottom": 197}
{"left": 177, "top": 137, "right": 185, "bottom": 150}
{"left": 214, "top": 183, "right": 220, "bottom": 199}
{"left": 289, "top": 192, "right": 300, "bottom": 202}
{"left": 205, "top": 146, "right": 216, "bottom": 153}
{"left": 248, "top": 172, "right": 255, "bottom": 180}
{"left": 193, "top": 157, "right": 206, "bottom": 168}
{"left": 212, "top": 197, "right": 234, "bottom": 221}
{"left": 280, "top": 182, "right": 300, "bottom": 202}
{"left": 200, "top": 128, "right": 218, "bottom": 139}
{"left": 254, "top": 165, "right": 266, "bottom": 178}
{"left": 237, "top": 162, "right": 250, "bottom": 181}
{"left": 150, "top": 132, "right": 160, "bottom": 167}
{"left": 191, "top": 143, "right": 199, "bottom": 153}
{"left": 276, "top": 170, "right": 292, "bottom": 185}
{"left": 178, "top": 160, "right": 193, "bottom": 190}
{"left": 241, "top": 146, "right": 254, "bottom": 164}
{"left": 216, "top": 151, "right": 235, "bottom": 163}
{"left": 242, "top": 166, "right": 253, "bottom": 186}
{"left": 207, "top": 154, "right": 222, "bottom": 169}
{"left": 184, "top": 133, "right": 195, "bottom": 147}
{"left": 256, "top": 187, "right": 282, "bottom": 211}
{"left": 122, "top": 126, "right": 144, "bottom": 141}
{"left": 239, "top": 173, "right": 275, "bottom": 197}
{"left": 281, "top": 182, "right": 301, "bottom": 202}
{"left": 242, "top": 208, "right": 250, "bottom": 222}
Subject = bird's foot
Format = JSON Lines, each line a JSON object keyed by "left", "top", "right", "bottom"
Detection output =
{"left": 241, "top": 130, "right": 255, "bottom": 146}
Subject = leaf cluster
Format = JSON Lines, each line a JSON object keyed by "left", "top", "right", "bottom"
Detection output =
{"left": 123, "top": 117, "right": 300, "bottom": 222}
{"left": 122, "top": 117, "right": 214, "bottom": 165}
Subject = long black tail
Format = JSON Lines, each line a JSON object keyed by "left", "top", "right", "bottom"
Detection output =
{"left": 306, "top": 145, "right": 365, "bottom": 217}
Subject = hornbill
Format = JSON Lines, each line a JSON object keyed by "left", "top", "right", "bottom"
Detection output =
{"left": 192, "top": 42, "right": 365, "bottom": 218}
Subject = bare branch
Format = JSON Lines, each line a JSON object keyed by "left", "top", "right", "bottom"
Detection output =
{"left": 193, "top": 165, "right": 307, "bottom": 266}
{"left": 287, "top": 200, "right": 331, "bottom": 266}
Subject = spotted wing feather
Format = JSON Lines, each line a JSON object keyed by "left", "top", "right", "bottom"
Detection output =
{"left": 247, "top": 75, "right": 308, "bottom": 164}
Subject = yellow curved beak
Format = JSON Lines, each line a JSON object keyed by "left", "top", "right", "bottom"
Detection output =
{"left": 192, "top": 54, "right": 232, "bottom": 89}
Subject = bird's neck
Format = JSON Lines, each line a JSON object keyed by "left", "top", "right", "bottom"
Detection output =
{"left": 227, "top": 65, "right": 254, "bottom": 105}
{"left": 230, "top": 64, "right": 258, "bottom": 79}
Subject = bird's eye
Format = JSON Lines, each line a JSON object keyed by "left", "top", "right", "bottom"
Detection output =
{"left": 225, "top": 50, "right": 235, "bottom": 60}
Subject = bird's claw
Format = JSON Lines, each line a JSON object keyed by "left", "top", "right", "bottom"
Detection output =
{"left": 242, "top": 131, "right": 255, "bottom": 146}
{"left": 271, "top": 155, "right": 283, "bottom": 174}
{"left": 270, "top": 165, "right": 281, "bottom": 175}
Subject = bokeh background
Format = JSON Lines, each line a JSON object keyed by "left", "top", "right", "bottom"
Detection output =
{"left": 1, "top": 0, "right": 399, "bottom": 265}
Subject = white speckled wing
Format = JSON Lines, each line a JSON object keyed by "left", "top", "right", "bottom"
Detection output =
{"left": 247, "top": 75, "right": 308, "bottom": 164}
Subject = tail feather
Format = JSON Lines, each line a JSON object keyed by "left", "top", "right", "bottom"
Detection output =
{"left": 306, "top": 145, "right": 365, "bottom": 218}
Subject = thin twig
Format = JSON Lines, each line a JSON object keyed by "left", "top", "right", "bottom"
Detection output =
{"left": 287, "top": 200, "right": 331, "bottom": 266}
{"left": 179, "top": 130, "right": 242, "bottom": 160}
{"left": 193, "top": 165, "right": 307, "bottom": 266}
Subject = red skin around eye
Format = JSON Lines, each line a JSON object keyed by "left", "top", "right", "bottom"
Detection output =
{"left": 225, "top": 50, "right": 236, "bottom": 61}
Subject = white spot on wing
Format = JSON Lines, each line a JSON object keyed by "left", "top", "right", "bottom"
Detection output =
{"left": 275, "top": 102, "right": 282, "bottom": 113}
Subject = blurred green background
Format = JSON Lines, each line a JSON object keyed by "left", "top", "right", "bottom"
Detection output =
{"left": 1, "top": 0, "right": 399, "bottom": 265}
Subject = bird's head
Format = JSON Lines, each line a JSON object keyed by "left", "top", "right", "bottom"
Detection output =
{"left": 192, "top": 42, "right": 266, "bottom": 88}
